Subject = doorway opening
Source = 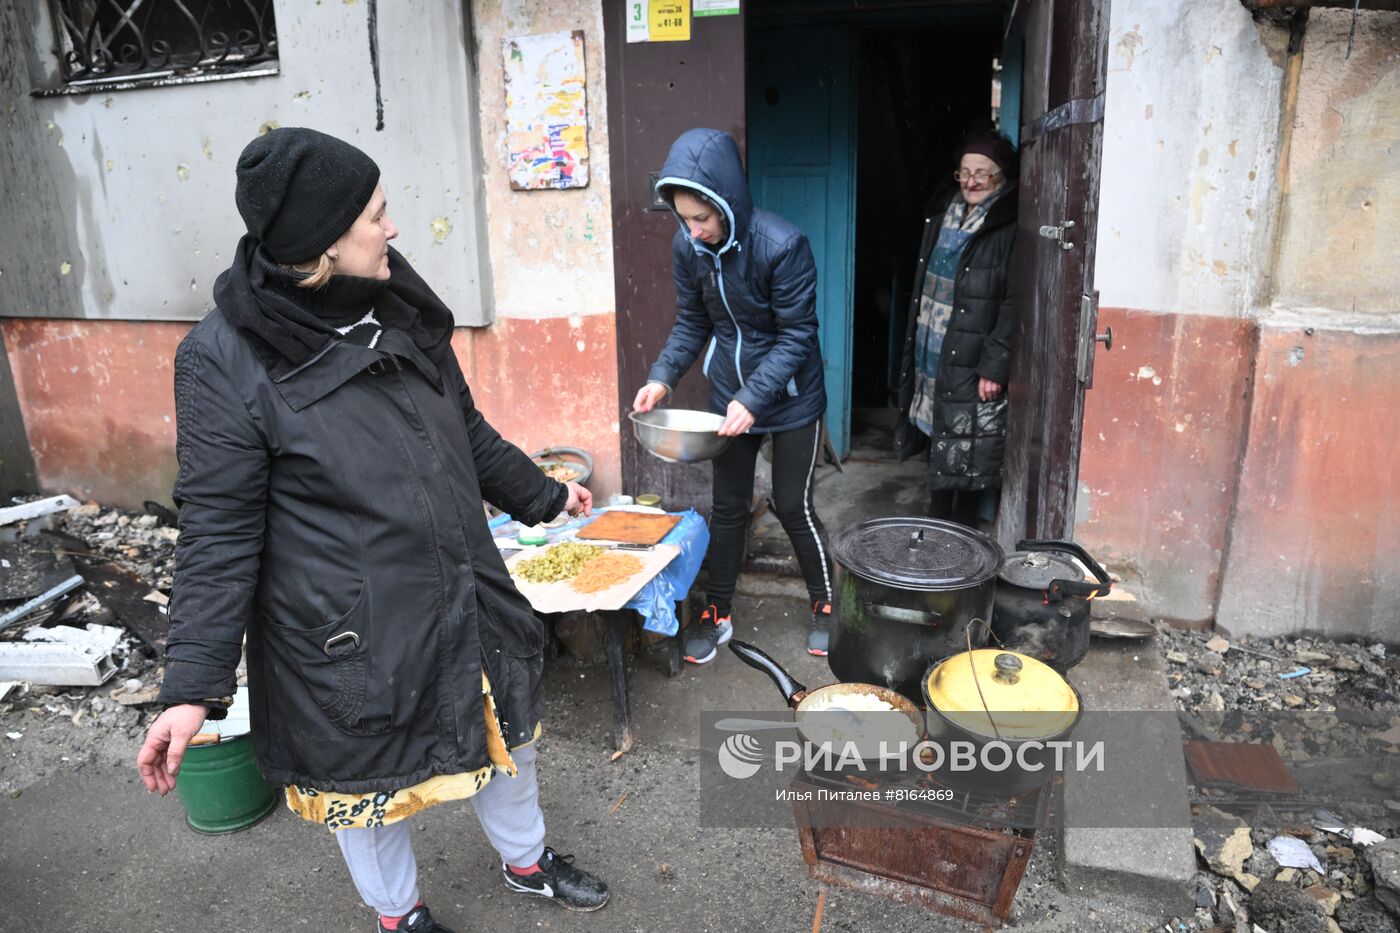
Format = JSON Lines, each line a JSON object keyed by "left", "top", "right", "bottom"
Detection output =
{"left": 741, "top": 2, "right": 1017, "bottom": 574}
{"left": 746, "top": 2, "right": 1014, "bottom": 460}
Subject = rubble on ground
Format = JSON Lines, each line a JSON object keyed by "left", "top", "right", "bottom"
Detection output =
{"left": 1, "top": 499, "right": 185, "bottom": 793}
{"left": 1162, "top": 625, "right": 1400, "bottom": 932}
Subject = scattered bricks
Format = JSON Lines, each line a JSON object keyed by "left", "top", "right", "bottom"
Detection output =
{"left": 1195, "top": 804, "right": 1254, "bottom": 879}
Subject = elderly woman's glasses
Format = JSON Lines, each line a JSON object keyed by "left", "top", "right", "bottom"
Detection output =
{"left": 954, "top": 169, "right": 1002, "bottom": 184}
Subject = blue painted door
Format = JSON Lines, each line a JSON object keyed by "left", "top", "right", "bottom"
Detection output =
{"left": 747, "top": 24, "right": 857, "bottom": 457}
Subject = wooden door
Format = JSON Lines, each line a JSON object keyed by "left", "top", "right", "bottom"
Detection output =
{"left": 996, "top": 0, "right": 1111, "bottom": 544}
{"left": 747, "top": 24, "right": 858, "bottom": 457}
{"left": 604, "top": 1, "right": 746, "bottom": 509}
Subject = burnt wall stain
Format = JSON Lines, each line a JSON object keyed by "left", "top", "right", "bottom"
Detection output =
{"left": 0, "top": 2, "right": 86, "bottom": 319}
{"left": 368, "top": 0, "right": 385, "bottom": 131}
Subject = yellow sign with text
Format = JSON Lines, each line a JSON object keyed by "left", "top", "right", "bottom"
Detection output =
{"left": 648, "top": 0, "right": 690, "bottom": 42}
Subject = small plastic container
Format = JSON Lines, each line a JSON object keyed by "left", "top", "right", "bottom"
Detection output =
{"left": 635, "top": 493, "right": 662, "bottom": 508}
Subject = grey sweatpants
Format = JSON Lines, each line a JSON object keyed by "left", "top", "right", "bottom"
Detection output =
{"left": 334, "top": 744, "right": 546, "bottom": 917}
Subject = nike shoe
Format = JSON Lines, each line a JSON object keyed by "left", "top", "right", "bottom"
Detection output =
{"left": 377, "top": 904, "right": 457, "bottom": 933}
{"left": 683, "top": 604, "right": 733, "bottom": 664}
{"left": 502, "top": 847, "right": 610, "bottom": 912}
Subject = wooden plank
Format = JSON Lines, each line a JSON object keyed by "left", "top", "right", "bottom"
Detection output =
{"left": 506, "top": 543, "right": 680, "bottom": 614}
{"left": 70, "top": 555, "right": 170, "bottom": 652}
{"left": 996, "top": 0, "right": 1110, "bottom": 546}
{"left": 575, "top": 511, "right": 682, "bottom": 545}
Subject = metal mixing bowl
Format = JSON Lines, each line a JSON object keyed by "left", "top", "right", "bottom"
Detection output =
{"left": 628, "top": 409, "right": 733, "bottom": 463}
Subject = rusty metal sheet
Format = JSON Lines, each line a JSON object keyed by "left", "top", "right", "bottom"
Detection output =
{"left": 1185, "top": 740, "right": 1301, "bottom": 795}
{"left": 791, "top": 771, "right": 1037, "bottom": 925}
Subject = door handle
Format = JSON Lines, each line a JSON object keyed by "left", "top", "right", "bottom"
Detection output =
{"left": 1037, "top": 220, "right": 1076, "bottom": 251}
{"left": 1095, "top": 326, "right": 1113, "bottom": 351}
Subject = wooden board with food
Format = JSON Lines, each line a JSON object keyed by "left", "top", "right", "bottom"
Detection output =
{"left": 574, "top": 510, "right": 683, "bottom": 545}
{"left": 505, "top": 540, "right": 681, "bottom": 613}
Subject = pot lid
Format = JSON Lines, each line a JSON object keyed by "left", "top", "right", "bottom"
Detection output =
{"left": 999, "top": 550, "right": 1086, "bottom": 591}
{"left": 924, "top": 649, "right": 1080, "bottom": 741}
{"left": 832, "top": 517, "right": 1004, "bottom": 591}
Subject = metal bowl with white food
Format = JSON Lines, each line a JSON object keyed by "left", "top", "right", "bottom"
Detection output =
{"left": 628, "top": 408, "right": 734, "bottom": 463}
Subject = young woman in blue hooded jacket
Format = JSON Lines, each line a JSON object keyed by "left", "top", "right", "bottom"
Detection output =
{"left": 633, "top": 128, "right": 835, "bottom": 661}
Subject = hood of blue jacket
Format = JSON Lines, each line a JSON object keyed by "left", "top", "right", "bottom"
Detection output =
{"left": 656, "top": 128, "right": 753, "bottom": 256}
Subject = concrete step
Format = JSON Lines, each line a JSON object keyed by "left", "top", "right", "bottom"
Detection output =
{"left": 1059, "top": 640, "right": 1196, "bottom": 917}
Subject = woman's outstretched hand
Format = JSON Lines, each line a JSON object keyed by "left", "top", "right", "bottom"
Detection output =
{"left": 564, "top": 481, "right": 593, "bottom": 517}
{"left": 137, "top": 703, "right": 210, "bottom": 795}
{"left": 717, "top": 400, "right": 755, "bottom": 437}
{"left": 633, "top": 383, "right": 668, "bottom": 412}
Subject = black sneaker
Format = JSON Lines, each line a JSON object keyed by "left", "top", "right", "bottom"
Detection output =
{"left": 807, "top": 600, "right": 832, "bottom": 656}
{"left": 683, "top": 604, "right": 733, "bottom": 664}
{"left": 377, "top": 904, "right": 457, "bottom": 933}
{"left": 502, "top": 847, "right": 609, "bottom": 912}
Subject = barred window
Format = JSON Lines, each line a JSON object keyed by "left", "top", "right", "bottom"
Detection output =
{"left": 44, "top": 0, "right": 278, "bottom": 93}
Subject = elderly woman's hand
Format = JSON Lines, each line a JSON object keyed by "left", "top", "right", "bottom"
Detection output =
{"left": 978, "top": 378, "right": 1004, "bottom": 402}
{"left": 137, "top": 703, "right": 210, "bottom": 795}
{"left": 564, "top": 481, "right": 593, "bottom": 517}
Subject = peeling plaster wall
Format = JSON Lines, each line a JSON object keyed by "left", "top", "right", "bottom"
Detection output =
{"left": 1, "top": 0, "right": 626, "bottom": 506}
{"left": 1273, "top": 10, "right": 1400, "bottom": 314}
{"left": 0, "top": 0, "right": 492, "bottom": 324}
{"left": 459, "top": 0, "right": 623, "bottom": 499}
{"left": 1082, "top": 3, "right": 1400, "bottom": 638}
{"left": 1095, "top": 1, "right": 1287, "bottom": 316}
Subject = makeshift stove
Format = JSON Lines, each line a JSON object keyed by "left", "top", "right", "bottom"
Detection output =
{"left": 789, "top": 767, "right": 1052, "bottom": 927}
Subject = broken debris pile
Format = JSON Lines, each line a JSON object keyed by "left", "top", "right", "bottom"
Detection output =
{"left": 1, "top": 495, "right": 183, "bottom": 746}
{"left": 1161, "top": 625, "right": 1400, "bottom": 932}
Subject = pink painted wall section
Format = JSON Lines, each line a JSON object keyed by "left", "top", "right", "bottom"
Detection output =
{"left": 453, "top": 313, "right": 622, "bottom": 501}
{"left": 2, "top": 318, "right": 188, "bottom": 508}
{"left": 4, "top": 315, "right": 623, "bottom": 510}
{"left": 1076, "top": 307, "right": 1257, "bottom": 624}
{"left": 1215, "top": 323, "right": 1400, "bottom": 640}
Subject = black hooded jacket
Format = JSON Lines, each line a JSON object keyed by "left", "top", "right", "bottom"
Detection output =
{"left": 156, "top": 239, "right": 566, "bottom": 792}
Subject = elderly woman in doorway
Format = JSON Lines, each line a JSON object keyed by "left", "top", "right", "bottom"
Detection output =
{"left": 895, "top": 131, "right": 1020, "bottom": 527}
{"left": 633, "top": 128, "right": 835, "bottom": 660}
{"left": 136, "top": 128, "right": 608, "bottom": 933}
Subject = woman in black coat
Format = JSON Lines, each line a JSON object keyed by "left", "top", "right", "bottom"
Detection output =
{"left": 136, "top": 128, "right": 607, "bottom": 932}
{"left": 895, "top": 132, "right": 1020, "bottom": 526}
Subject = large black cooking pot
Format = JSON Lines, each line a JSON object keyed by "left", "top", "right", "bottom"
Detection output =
{"left": 829, "top": 517, "right": 1004, "bottom": 704}
{"left": 991, "top": 539, "right": 1112, "bottom": 673}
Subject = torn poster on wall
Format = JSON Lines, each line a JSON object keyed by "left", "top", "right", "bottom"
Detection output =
{"left": 503, "top": 30, "right": 590, "bottom": 190}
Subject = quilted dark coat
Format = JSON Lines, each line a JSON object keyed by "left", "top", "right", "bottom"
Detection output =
{"left": 156, "top": 245, "right": 566, "bottom": 793}
{"left": 895, "top": 185, "right": 1019, "bottom": 491}
{"left": 647, "top": 128, "right": 826, "bottom": 433}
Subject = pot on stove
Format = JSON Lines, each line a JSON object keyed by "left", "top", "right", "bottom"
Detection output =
{"left": 922, "top": 648, "right": 1083, "bottom": 796}
{"left": 828, "top": 517, "right": 1004, "bottom": 704}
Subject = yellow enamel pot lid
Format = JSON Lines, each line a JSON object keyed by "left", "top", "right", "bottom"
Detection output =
{"left": 925, "top": 649, "right": 1080, "bottom": 741}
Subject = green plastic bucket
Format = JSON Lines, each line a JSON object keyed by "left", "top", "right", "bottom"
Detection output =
{"left": 175, "top": 733, "right": 279, "bottom": 834}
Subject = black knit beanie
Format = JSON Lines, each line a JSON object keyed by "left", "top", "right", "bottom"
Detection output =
{"left": 234, "top": 127, "right": 381, "bottom": 264}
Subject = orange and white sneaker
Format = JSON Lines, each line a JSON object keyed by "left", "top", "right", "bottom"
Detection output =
{"left": 807, "top": 599, "right": 833, "bottom": 656}
{"left": 683, "top": 604, "right": 733, "bottom": 664}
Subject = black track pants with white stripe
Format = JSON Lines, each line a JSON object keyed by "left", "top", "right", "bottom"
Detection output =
{"left": 705, "top": 419, "right": 833, "bottom": 614}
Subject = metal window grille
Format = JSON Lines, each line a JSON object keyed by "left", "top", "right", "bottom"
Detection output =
{"left": 48, "top": 0, "right": 278, "bottom": 87}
